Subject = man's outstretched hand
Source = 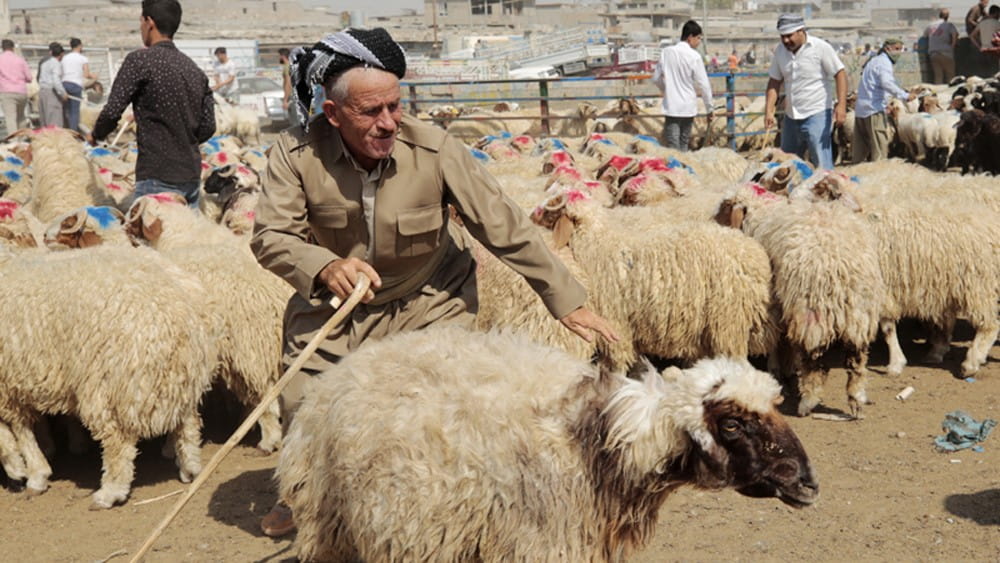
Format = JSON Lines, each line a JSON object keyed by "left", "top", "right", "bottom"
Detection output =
{"left": 560, "top": 307, "right": 620, "bottom": 344}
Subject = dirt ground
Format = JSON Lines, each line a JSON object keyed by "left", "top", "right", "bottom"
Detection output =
{"left": 2, "top": 322, "right": 998, "bottom": 562}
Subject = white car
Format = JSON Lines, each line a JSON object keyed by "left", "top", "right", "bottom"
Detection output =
{"left": 234, "top": 76, "right": 287, "bottom": 126}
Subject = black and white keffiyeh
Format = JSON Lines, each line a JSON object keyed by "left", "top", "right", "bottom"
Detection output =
{"left": 289, "top": 28, "right": 407, "bottom": 130}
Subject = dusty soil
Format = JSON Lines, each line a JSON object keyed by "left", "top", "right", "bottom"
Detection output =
{"left": 3, "top": 322, "right": 999, "bottom": 562}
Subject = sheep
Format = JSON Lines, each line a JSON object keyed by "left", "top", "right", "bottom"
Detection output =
{"left": 469, "top": 227, "right": 635, "bottom": 370}
{"left": 715, "top": 178, "right": 884, "bottom": 417}
{"left": 887, "top": 99, "right": 939, "bottom": 165}
{"left": 43, "top": 206, "right": 131, "bottom": 249}
{"left": 0, "top": 245, "right": 218, "bottom": 507}
{"left": 0, "top": 198, "right": 45, "bottom": 248}
{"left": 792, "top": 171, "right": 1000, "bottom": 377}
{"left": 277, "top": 326, "right": 818, "bottom": 562}
{"left": 19, "top": 127, "right": 115, "bottom": 223}
{"left": 0, "top": 152, "right": 33, "bottom": 204}
{"left": 125, "top": 192, "right": 251, "bottom": 251}
{"left": 954, "top": 109, "right": 1000, "bottom": 175}
{"left": 532, "top": 185, "right": 776, "bottom": 364}
{"left": 213, "top": 95, "right": 262, "bottom": 145}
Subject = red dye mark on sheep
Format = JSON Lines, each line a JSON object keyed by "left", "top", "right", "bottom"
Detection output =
{"left": 566, "top": 189, "right": 589, "bottom": 203}
{"left": 0, "top": 200, "right": 18, "bottom": 219}
{"left": 639, "top": 158, "right": 668, "bottom": 172}
{"left": 608, "top": 155, "right": 634, "bottom": 170}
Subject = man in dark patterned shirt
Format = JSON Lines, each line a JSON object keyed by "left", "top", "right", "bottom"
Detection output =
{"left": 92, "top": 0, "right": 215, "bottom": 208}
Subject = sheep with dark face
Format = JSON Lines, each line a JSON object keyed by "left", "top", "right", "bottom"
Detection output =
{"left": 278, "top": 326, "right": 818, "bottom": 562}
{"left": 954, "top": 109, "right": 1000, "bottom": 175}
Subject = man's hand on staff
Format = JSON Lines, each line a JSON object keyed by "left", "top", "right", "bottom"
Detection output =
{"left": 318, "top": 257, "right": 382, "bottom": 304}
{"left": 560, "top": 307, "right": 620, "bottom": 344}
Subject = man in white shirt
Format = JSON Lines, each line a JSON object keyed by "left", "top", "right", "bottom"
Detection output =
{"left": 212, "top": 46, "right": 238, "bottom": 101}
{"left": 61, "top": 37, "right": 96, "bottom": 132}
{"left": 651, "top": 20, "right": 714, "bottom": 151}
{"left": 763, "top": 14, "right": 847, "bottom": 170}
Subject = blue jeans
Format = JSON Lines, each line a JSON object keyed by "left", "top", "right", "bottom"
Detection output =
{"left": 781, "top": 109, "right": 834, "bottom": 170}
{"left": 62, "top": 82, "right": 83, "bottom": 132}
{"left": 134, "top": 178, "right": 201, "bottom": 210}
{"left": 661, "top": 116, "right": 694, "bottom": 151}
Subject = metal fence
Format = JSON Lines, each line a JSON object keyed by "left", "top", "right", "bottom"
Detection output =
{"left": 403, "top": 52, "right": 930, "bottom": 150}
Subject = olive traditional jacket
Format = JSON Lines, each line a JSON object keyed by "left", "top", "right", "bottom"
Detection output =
{"left": 251, "top": 113, "right": 586, "bottom": 370}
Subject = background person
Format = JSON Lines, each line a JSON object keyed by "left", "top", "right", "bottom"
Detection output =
{"left": 211, "top": 46, "right": 237, "bottom": 101}
{"left": 853, "top": 38, "right": 914, "bottom": 163}
{"left": 37, "top": 41, "right": 67, "bottom": 127}
{"left": 0, "top": 39, "right": 33, "bottom": 137}
{"left": 253, "top": 27, "right": 618, "bottom": 538}
{"left": 91, "top": 0, "right": 215, "bottom": 209}
{"left": 924, "top": 9, "right": 958, "bottom": 84}
{"left": 651, "top": 20, "right": 714, "bottom": 151}
{"left": 61, "top": 37, "right": 96, "bottom": 132}
{"left": 966, "top": 0, "right": 990, "bottom": 34}
{"left": 764, "top": 13, "right": 847, "bottom": 170}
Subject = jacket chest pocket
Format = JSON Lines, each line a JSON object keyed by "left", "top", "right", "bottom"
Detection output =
{"left": 396, "top": 204, "right": 444, "bottom": 257}
{"left": 309, "top": 204, "right": 356, "bottom": 253}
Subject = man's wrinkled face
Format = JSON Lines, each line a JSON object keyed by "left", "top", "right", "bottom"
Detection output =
{"left": 324, "top": 68, "right": 403, "bottom": 171}
{"left": 780, "top": 29, "right": 806, "bottom": 52}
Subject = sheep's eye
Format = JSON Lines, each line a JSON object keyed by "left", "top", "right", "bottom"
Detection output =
{"left": 720, "top": 419, "right": 741, "bottom": 436}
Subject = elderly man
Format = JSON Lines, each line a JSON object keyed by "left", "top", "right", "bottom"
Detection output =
{"left": 853, "top": 38, "right": 915, "bottom": 163}
{"left": 763, "top": 14, "right": 847, "bottom": 170}
{"left": 252, "top": 28, "right": 617, "bottom": 537}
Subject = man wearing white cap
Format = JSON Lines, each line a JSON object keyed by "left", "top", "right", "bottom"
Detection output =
{"left": 763, "top": 13, "right": 847, "bottom": 170}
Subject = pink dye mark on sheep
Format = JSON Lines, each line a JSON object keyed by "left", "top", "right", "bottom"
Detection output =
{"left": 216, "top": 152, "right": 229, "bottom": 163}
{"left": 245, "top": 211, "right": 256, "bottom": 220}
{"left": 549, "top": 151, "right": 572, "bottom": 164}
{"left": 237, "top": 165, "right": 251, "bottom": 176}
{"left": 201, "top": 161, "right": 211, "bottom": 170}
{"left": 512, "top": 135, "right": 533, "bottom": 146}
{"left": 107, "top": 183, "right": 122, "bottom": 191}
{"left": 566, "top": 189, "right": 589, "bottom": 203}
{"left": 149, "top": 193, "right": 181, "bottom": 203}
{"left": 588, "top": 133, "right": 606, "bottom": 141}
{"left": 552, "top": 164, "right": 582, "bottom": 180}
{"left": 0, "top": 200, "right": 18, "bottom": 219}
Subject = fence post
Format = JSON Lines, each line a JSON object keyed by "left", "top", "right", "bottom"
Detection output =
{"left": 726, "top": 72, "right": 736, "bottom": 151}
{"left": 408, "top": 84, "right": 419, "bottom": 116}
{"left": 539, "top": 79, "right": 551, "bottom": 137}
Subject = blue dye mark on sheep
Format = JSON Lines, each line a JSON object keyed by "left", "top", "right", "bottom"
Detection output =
{"left": 89, "top": 147, "right": 113, "bottom": 157}
{"left": 666, "top": 157, "right": 695, "bottom": 175}
{"left": 5, "top": 156, "right": 24, "bottom": 166}
{"left": 850, "top": 175, "right": 860, "bottom": 183}
{"left": 469, "top": 148, "right": 490, "bottom": 162}
{"left": 498, "top": 131, "right": 512, "bottom": 139}
{"left": 3, "top": 170, "right": 22, "bottom": 182}
{"left": 85, "top": 207, "right": 118, "bottom": 228}
{"left": 793, "top": 159, "right": 813, "bottom": 180}
{"left": 765, "top": 161, "right": 780, "bottom": 169}
{"left": 634, "top": 134, "right": 659, "bottom": 145}
{"left": 550, "top": 139, "right": 566, "bottom": 150}
{"left": 594, "top": 138, "right": 614, "bottom": 146}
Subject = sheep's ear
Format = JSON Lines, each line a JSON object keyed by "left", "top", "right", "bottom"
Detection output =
{"left": 109, "top": 207, "right": 126, "bottom": 224}
{"left": 714, "top": 199, "right": 745, "bottom": 229}
{"left": 552, "top": 215, "right": 574, "bottom": 249}
{"left": 59, "top": 212, "right": 82, "bottom": 234}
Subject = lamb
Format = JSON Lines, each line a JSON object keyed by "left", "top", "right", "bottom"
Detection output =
{"left": 887, "top": 99, "right": 939, "bottom": 165}
{"left": 715, "top": 178, "right": 884, "bottom": 417}
{"left": 0, "top": 245, "right": 217, "bottom": 507}
{"left": 954, "top": 109, "right": 1000, "bottom": 175}
{"left": 278, "top": 326, "right": 818, "bottom": 562}
{"left": 532, "top": 185, "right": 776, "bottom": 364}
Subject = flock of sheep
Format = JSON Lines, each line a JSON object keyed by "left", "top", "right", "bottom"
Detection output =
{"left": 0, "top": 71, "right": 996, "bottom": 561}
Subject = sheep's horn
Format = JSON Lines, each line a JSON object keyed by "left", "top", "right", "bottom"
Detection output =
{"left": 543, "top": 194, "right": 567, "bottom": 212}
